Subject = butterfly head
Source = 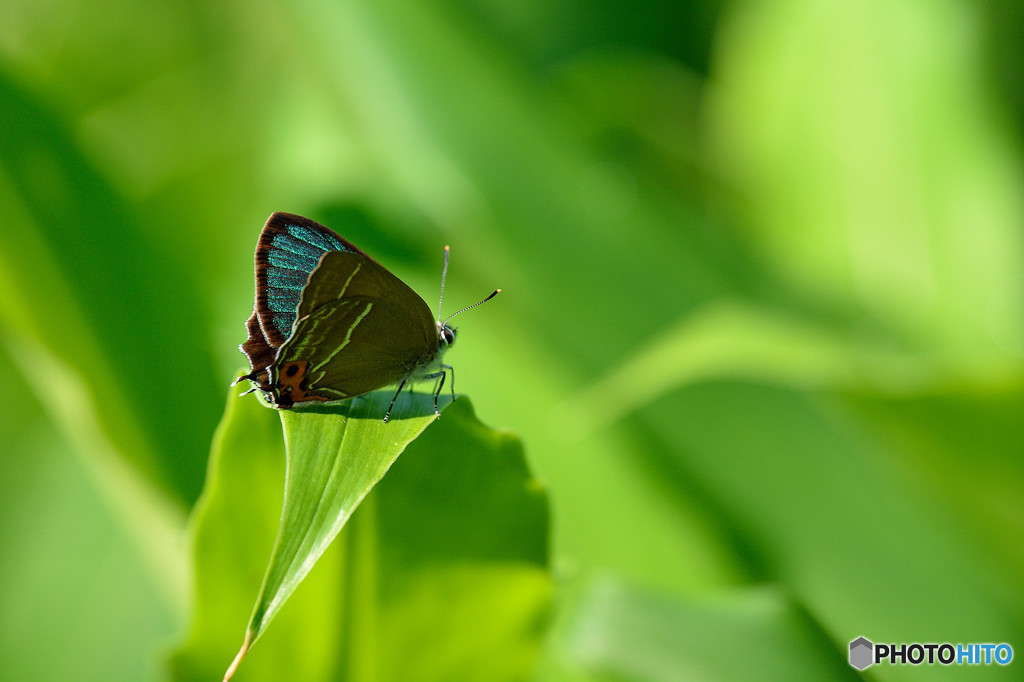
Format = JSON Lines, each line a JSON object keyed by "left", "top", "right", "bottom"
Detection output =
{"left": 438, "top": 321, "right": 457, "bottom": 347}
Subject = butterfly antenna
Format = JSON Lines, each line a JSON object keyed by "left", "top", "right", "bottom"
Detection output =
{"left": 437, "top": 245, "right": 450, "bottom": 322}
{"left": 443, "top": 289, "right": 501, "bottom": 325}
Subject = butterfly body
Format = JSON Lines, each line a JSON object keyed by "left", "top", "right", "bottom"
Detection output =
{"left": 238, "top": 212, "right": 461, "bottom": 417}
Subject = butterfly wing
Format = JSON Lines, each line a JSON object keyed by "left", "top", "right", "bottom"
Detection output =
{"left": 296, "top": 250, "right": 434, "bottom": 324}
{"left": 271, "top": 295, "right": 439, "bottom": 406}
{"left": 266, "top": 248, "right": 437, "bottom": 406}
{"left": 240, "top": 212, "right": 368, "bottom": 391}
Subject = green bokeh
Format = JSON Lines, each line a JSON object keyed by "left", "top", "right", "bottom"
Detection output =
{"left": 2, "top": 0, "right": 1022, "bottom": 680}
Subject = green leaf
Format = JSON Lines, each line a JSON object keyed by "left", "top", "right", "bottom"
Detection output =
{"left": 641, "top": 381, "right": 1024, "bottom": 665}
{"left": 242, "top": 391, "right": 444, "bottom": 653}
{"left": 554, "top": 577, "right": 855, "bottom": 682}
{"left": 0, "top": 71, "right": 219, "bottom": 505}
{"left": 708, "top": 0, "right": 1024, "bottom": 362}
{"left": 168, "top": 386, "right": 550, "bottom": 682}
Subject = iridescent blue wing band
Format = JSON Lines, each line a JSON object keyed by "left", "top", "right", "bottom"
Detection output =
{"left": 262, "top": 217, "right": 353, "bottom": 340}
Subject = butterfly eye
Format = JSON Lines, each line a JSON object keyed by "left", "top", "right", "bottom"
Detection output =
{"left": 441, "top": 327, "right": 456, "bottom": 346}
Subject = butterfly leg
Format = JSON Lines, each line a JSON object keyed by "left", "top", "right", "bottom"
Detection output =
{"left": 419, "top": 369, "right": 446, "bottom": 417}
{"left": 443, "top": 364, "right": 455, "bottom": 402}
{"left": 432, "top": 370, "right": 446, "bottom": 416}
{"left": 383, "top": 377, "right": 409, "bottom": 423}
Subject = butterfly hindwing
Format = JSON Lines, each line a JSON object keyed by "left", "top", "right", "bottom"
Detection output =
{"left": 271, "top": 296, "right": 438, "bottom": 405}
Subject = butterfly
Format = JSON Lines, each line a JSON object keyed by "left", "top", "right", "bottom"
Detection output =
{"left": 235, "top": 212, "right": 499, "bottom": 422}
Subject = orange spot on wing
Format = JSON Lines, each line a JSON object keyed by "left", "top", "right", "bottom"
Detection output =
{"left": 277, "top": 360, "right": 329, "bottom": 403}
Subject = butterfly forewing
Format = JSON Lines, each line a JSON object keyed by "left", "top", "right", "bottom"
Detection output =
{"left": 296, "top": 250, "right": 435, "bottom": 330}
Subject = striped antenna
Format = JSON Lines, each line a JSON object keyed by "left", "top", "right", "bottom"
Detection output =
{"left": 443, "top": 289, "right": 501, "bottom": 325}
{"left": 437, "top": 245, "right": 450, "bottom": 322}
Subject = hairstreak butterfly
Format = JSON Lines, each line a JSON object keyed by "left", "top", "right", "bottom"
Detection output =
{"left": 235, "top": 212, "right": 499, "bottom": 422}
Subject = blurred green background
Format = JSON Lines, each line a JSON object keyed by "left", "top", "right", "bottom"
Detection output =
{"left": 2, "top": 0, "right": 1023, "bottom": 680}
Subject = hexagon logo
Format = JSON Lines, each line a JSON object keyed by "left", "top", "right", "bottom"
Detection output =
{"left": 849, "top": 637, "right": 874, "bottom": 670}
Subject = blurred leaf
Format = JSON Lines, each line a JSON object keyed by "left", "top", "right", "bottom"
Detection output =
{"left": 839, "top": 383, "right": 1024, "bottom": 595}
{"left": 170, "top": 388, "right": 550, "bottom": 681}
{"left": 639, "top": 381, "right": 1024, "bottom": 679}
{"left": 0, "top": 344, "right": 177, "bottom": 682}
{"left": 559, "top": 299, "right": 965, "bottom": 438}
{"left": 0, "top": 69, "right": 219, "bottom": 504}
{"left": 556, "top": 577, "right": 854, "bottom": 682}
{"left": 708, "top": 0, "right": 1024, "bottom": 362}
